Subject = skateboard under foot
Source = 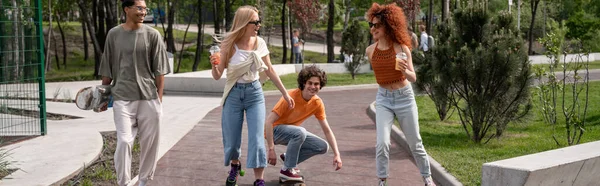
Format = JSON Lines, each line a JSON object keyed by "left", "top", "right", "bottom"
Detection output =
{"left": 279, "top": 176, "right": 305, "bottom": 186}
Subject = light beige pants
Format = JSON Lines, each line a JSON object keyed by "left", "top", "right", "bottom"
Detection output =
{"left": 113, "top": 99, "right": 162, "bottom": 186}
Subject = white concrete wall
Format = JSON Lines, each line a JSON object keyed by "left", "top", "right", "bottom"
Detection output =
{"left": 481, "top": 141, "right": 600, "bottom": 186}
{"left": 529, "top": 53, "right": 599, "bottom": 64}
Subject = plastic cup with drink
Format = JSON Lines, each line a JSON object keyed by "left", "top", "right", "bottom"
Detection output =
{"left": 395, "top": 52, "right": 408, "bottom": 71}
{"left": 210, "top": 45, "right": 221, "bottom": 65}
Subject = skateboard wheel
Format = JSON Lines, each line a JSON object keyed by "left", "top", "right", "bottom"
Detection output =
{"left": 239, "top": 169, "right": 245, "bottom": 176}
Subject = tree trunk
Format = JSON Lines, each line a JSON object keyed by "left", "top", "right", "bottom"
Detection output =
{"left": 78, "top": 1, "right": 103, "bottom": 77}
{"left": 342, "top": 0, "right": 350, "bottom": 33}
{"left": 528, "top": 0, "right": 540, "bottom": 55}
{"left": 157, "top": 2, "right": 168, "bottom": 42}
{"left": 225, "top": 0, "right": 232, "bottom": 31}
{"left": 213, "top": 0, "right": 221, "bottom": 34}
{"left": 428, "top": 0, "right": 433, "bottom": 34}
{"left": 82, "top": 17, "right": 89, "bottom": 61}
{"left": 280, "top": 0, "right": 287, "bottom": 64}
{"left": 92, "top": 0, "right": 98, "bottom": 34}
{"left": 166, "top": 0, "right": 177, "bottom": 53}
{"left": 193, "top": 0, "right": 204, "bottom": 71}
{"left": 12, "top": 0, "right": 20, "bottom": 78}
{"left": 443, "top": 0, "right": 450, "bottom": 23}
{"left": 177, "top": 10, "right": 197, "bottom": 73}
{"left": 326, "top": 0, "right": 334, "bottom": 63}
{"left": 0, "top": 5, "right": 4, "bottom": 81}
{"left": 53, "top": 30, "right": 60, "bottom": 70}
{"left": 517, "top": 0, "right": 521, "bottom": 29}
{"left": 288, "top": 6, "right": 294, "bottom": 63}
{"left": 97, "top": 0, "right": 106, "bottom": 49}
{"left": 45, "top": 0, "right": 53, "bottom": 72}
{"left": 56, "top": 14, "right": 67, "bottom": 69}
{"left": 104, "top": 0, "right": 117, "bottom": 30}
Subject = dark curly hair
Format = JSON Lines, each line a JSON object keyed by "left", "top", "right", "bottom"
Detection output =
{"left": 365, "top": 2, "right": 413, "bottom": 50}
{"left": 297, "top": 65, "right": 327, "bottom": 91}
{"left": 121, "top": 0, "right": 143, "bottom": 13}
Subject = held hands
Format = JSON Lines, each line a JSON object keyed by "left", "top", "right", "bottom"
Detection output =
{"left": 99, "top": 102, "right": 108, "bottom": 112}
{"left": 210, "top": 52, "right": 221, "bottom": 67}
{"left": 395, "top": 58, "right": 408, "bottom": 72}
{"left": 283, "top": 93, "right": 295, "bottom": 109}
{"left": 268, "top": 148, "right": 277, "bottom": 166}
{"left": 333, "top": 155, "right": 342, "bottom": 171}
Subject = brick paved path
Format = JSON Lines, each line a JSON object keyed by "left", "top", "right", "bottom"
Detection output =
{"left": 148, "top": 88, "right": 424, "bottom": 186}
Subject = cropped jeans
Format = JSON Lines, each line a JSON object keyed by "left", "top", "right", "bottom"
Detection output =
{"left": 221, "top": 80, "right": 267, "bottom": 168}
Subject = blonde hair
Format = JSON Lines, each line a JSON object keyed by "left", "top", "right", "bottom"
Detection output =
{"left": 220, "top": 6, "right": 259, "bottom": 67}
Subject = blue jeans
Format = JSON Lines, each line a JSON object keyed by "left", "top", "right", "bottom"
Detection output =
{"left": 222, "top": 80, "right": 267, "bottom": 168}
{"left": 273, "top": 125, "right": 329, "bottom": 168}
{"left": 375, "top": 84, "right": 431, "bottom": 178}
{"left": 294, "top": 53, "right": 303, "bottom": 64}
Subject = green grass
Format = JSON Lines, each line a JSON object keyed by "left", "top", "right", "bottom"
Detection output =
{"left": 267, "top": 45, "right": 329, "bottom": 64}
{"left": 45, "top": 52, "right": 97, "bottom": 82}
{"left": 532, "top": 60, "right": 600, "bottom": 71}
{"left": 416, "top": 81, "right": 600, "bottom": 186}
{"left": 151, "top": 26, "right": 211, "bottom": 44}
{"left": 261, "top": 73, "right": 375, "bottom": 91}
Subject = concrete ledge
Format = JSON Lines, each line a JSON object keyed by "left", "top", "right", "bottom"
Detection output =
{"left": 164, "top": 63, "right": 372, "bottom": 94}
{"left": 529, "top": 52, "right": 599, "bottom": 64}
{"left": 366, "top": 101, "right": 463, "bottom": 186}
{"left": 481, "top": 141, "right": 600, "bottom": 186}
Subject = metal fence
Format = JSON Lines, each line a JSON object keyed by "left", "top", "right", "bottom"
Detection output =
{"left": 0, "top": 0, "right": 46, "bottom": 136}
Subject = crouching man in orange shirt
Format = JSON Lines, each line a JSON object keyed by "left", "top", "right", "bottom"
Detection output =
{"left": 265, "top": 65, "right": 343, "bottom": 182}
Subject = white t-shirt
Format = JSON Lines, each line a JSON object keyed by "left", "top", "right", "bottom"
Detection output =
{"left": 420, "top": 32, "right": 429, "bottom": 51}
{"left": 228, "top": 37, "right": 270, "bottom": 83}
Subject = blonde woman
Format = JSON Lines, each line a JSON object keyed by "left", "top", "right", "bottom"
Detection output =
{"left": 210, "top": 5, "right": 295, "bottom": 186}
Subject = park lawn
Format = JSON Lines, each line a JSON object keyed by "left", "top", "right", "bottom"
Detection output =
{"left": 415, "top": 81, "right": 600, "bottom": 186}
{"left": 532, "top": 60, "right": 600, "bottom": 70}
{"left": 261, "top": 73, "right": 375, "bottom": 91}
{"left": 45, "top": 52, "right": 97, "bottom": 82}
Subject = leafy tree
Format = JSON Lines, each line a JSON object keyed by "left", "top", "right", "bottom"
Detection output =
{"left": 413, "top": 23, "right": 454, "bottom": 121}
{"left": 438, "top": 6, "right": 532, "bottom": 143}
{"left": 287, "top": 0, "right": 321, "bottom": 36}
{"left": 340, "top": 20, "right": 368, "bottom": 79}
{"left": 395, "top": 0, "right": 420, "bottom": 30}
{"left": 534, "top": 20, "right": 590, "bottom": 146}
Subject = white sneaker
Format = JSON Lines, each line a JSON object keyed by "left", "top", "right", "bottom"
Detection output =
{"left": 378, "top": 179, "right": 387, "bottom": 186}
{"left": 139, "top": 179, "right": 147, "bottom": 186}
{"left": 423, "top": 176, "right": 436, "bottom": 186}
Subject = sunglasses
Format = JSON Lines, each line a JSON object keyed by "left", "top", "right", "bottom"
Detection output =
{"left": 368, "top": 22, "right": 383, "bottom": 29}
{"left": 128, "top": 6, "right": 149, "bottom": 13}
{"left": 248, "top": 20, "right": 262, "bottom": 26}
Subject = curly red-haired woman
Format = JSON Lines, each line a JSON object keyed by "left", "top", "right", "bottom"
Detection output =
{"left": 365, "top": 3, "right": 436, "bottom": 186}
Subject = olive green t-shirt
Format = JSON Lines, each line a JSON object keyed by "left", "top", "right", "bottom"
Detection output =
{"left": 99, "top": 24, "right": 171, "bottom": 101}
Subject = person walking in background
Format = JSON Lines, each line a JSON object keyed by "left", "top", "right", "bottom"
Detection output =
{"left": 209, "top": 5, "right": 295, "bottom": 186}
{"left": 292, "top": 30, "right": 304, "bottom": 64}
{"left": 364, "top": 2, "right": 436, "bottom": 186}
{"left": 419, "top": 24, "right": 429, "bottom": 52}
{"left": 265, "top": 66, "right": 343, "bottom": 182}
{"left": 99, "top": 0, "right": 171, "bottom": 186}
{"left": 409, "top": 26, "right": 419, "bottom": 50}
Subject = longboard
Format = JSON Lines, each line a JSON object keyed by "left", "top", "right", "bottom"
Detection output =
{"left": 279, "top": 177, "right": 305, "bottom": 186}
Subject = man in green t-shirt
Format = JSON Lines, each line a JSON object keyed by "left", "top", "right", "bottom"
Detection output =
{"left": 98, "top": 1, "right": 171, "bottom": 186}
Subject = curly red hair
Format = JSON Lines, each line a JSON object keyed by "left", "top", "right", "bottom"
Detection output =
{"left": 365, "top": 2, "right": 412, "bottom": 50}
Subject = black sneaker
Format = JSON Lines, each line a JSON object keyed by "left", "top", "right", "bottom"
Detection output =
{"left": 253, "top": 179, "right": 265, "bottom": 186}
{"left": 225, "top": 163, "right": 241, "bottom": 186}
